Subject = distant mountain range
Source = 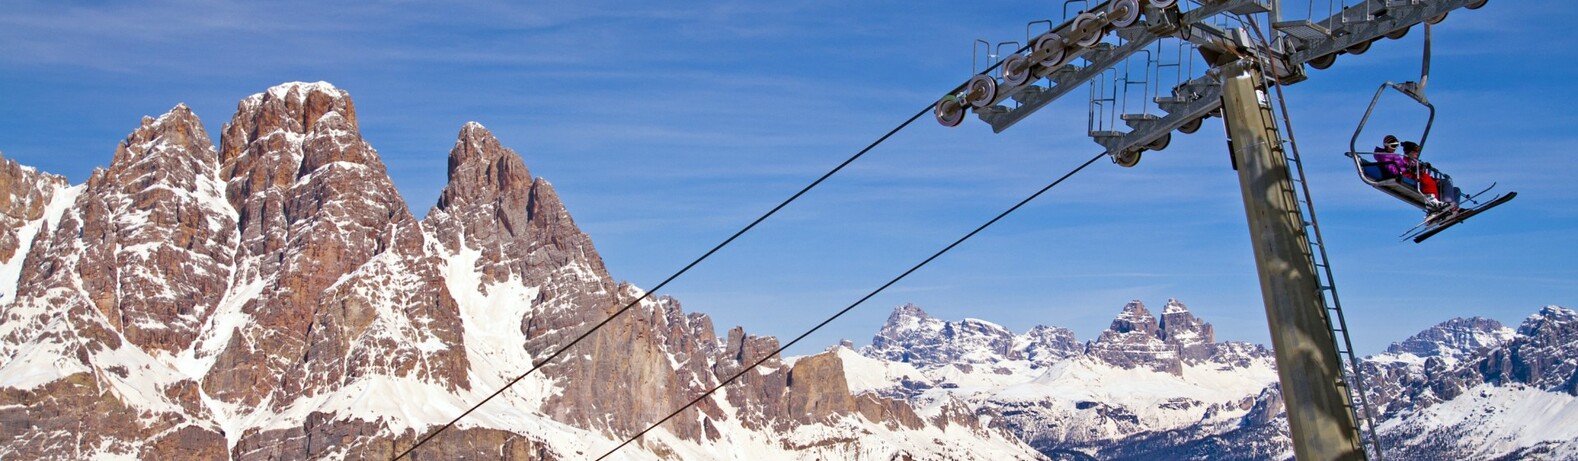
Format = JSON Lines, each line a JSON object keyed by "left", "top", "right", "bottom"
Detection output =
{"left": 0, "top": 82, "right": 1571, "bottom": 460}
{"left": 853, "top": 300, "right": 1578, "bottom": 460}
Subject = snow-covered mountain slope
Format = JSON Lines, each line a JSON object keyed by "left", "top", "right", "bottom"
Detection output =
{"left": 0, "top": 82, "right": 1040, "bottom": 460}
{"left": 1362, "top": 306, "right": 1578, "bottom": 460}
{"left": 853, "top": 302, "right": 1578, "bottom": 460}
{"left": 856, "top": 301, "right": 1284, "bottom": 459}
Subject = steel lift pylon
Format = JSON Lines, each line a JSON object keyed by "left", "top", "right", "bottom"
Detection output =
{"left": 934, "top": 0, "right": 1499, "bottom": 458}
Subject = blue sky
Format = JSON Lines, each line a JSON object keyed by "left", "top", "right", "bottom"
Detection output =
{"left": 2, "top": 0, "right": 1573, "bottom": 357}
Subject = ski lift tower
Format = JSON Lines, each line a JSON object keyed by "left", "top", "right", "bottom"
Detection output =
{"left": 934, "top": 0, "right": 1492, "bottom": 458}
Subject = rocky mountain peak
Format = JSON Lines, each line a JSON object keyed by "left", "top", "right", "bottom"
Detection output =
{"left": 1492, "top": 305, "right": 1578, "bottom": 394}
{"left": 869, "top": 304, "right": 940, "bottom": 343}
{"left": 0, "top": 153, "right": 69, "bottom": 263}
{"left": 0, "top": 103, "right": 237, "bottom": 457}
{"left": 1363, "top": 305, "right": 1578, "bottom": 435}
{"left": 218, "top": 82, "right": 364, "bottom": 189}
{"left": 1088, "top": 300, "right": 1178, "bottom": 374}
{"left": 875, "top": 303, "right": 936, "bottom": 333}
{"left": 61, "top": 103, "right": 237, "bottom": 355}
{"left": 892, "top": 303, "right": 929, "bottom": 320}
{"left": 217, "top": 80, "right": 403, "bottom": 275}
{"left": 200, "top": 81, "right": 467, "bottom": 417}
{"left": 255, "top": 81, "right": 356, "bottom": 135}
{"left": 865, "top": 304, "right": 1080, "bottom": 369}
{"left": 868, "top": 304, "right": 987, "bottom": 367}
{"left": 1018, "top": 324, "right": 1080, "bottom": 366}
{"left": 1110, "top": 300, "right": 1160, "bottom": 336}
{"left": 1385, "top": 316, "right": 1513, "bottom": 360}
{"left": 1521, "top": 305, "right": 1578, "bottom": 337}
{"left": 102, "top": 103, "right": 217, "bottom": 190}
{"left": 1158, "top": 298, "right": 1215, "bottom": 362}
{"left": 435, "top": 121, "right": 531, "bottom": 213}
{"left": 425, "top": 121, "right": 610, "bottom": 294}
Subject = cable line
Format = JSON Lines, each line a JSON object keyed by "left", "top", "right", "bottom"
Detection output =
{"left": 596, "top": 150, "right": 1108, "bottom": 460}
{"left": 393, "top": 62, "right": 1010, "bottom": 460}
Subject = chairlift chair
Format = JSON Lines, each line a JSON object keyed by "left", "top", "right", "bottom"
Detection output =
{"left": 1345, "top": 82, "right": 1515, "bottom": 243}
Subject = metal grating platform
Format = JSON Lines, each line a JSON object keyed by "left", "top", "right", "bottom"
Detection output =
{"left": 1275, "top": 20, "right": 1333, "bottom": 42}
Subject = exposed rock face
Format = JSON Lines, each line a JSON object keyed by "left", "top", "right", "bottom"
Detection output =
{"left": 77, "top": 105, "right": 236, "bottom": 355}
{"left": 1353, "top": 306, "right": 1578, "bottom": 460}
{"left": 1159, "top": 298, "right": 1216, "bottom": 362}
{"left": 424, "top": 122, "right": 716, "bottom": 440}
{"left": 1020, "top": 324, "right": 1081, "bottom": 366}
{"left": 865, "top": 303, "right": 1079, "bottom": 368}
{"left": 713, "top": 325, "right": 790, "bottom": 430}
{"left": 1386, "top": 317, "right": 1513, "bottom": 360}
{"left": 1082, "top": 299, "right": 1232, "bottom": 374}
{"left": 0, "top": 105, "right": 228, "bottom": 458}
{"left": 1360, "top": 316, "right": 1518, "bottom": 419}
{"left": 787, "top": 352, "right": 858, "bottom": 424}
{"left": 205, "top": 82, "right": 469, "bottom": 422}
{"left": 1086, "top": 300, "right": 1182, "bottom": 374}
{"left": 426, "top": 122, "right": 612, "bottom": 301}
{"left": 0, "top": 153, "right": 67, "bottom": 264}
{"left": 1477, "top": 306, "right": 1578, "bottom": 395}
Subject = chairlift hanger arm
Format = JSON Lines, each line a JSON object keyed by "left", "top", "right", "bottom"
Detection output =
{"left": 1346, "top": 82, "right": 1436, "bottom": 155}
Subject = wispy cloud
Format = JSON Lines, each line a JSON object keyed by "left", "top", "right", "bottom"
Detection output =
{"left": 1, "top": 0, "right": 1572, "bottom": 358}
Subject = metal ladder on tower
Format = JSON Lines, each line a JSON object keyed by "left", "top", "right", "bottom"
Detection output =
{"left": 1253, "top": 54, "right": 1387, "bottom": 460}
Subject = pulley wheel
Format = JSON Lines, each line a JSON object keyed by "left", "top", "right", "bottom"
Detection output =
{"left": 1178, "top": 116, "right": 1203, "bottom": 134}
{"left": 964, "top": 74, "right": 999, "bottom": 109}
{"left": 1148, "top": 0, "right": 1178, "bottom": 9}
{"left": 1385, "top": 26, "right": 1409, "bottom": 40}
{"left": 934, "top": 96, "right": 966, "bottom": 127}
{"left": 1309, "top": 53, "right": 1337, "bottom": 70}
{"left": 1109, "top": 0, "right": 1142, "bottom": 28}
{"left": 1346, "top": 39, "right": 1372, "bottom": 55}
{"left": 1146, "top": 133, "right": 1172, "bottom": 151}
{"left": 1112, "top": 149, "right": 1142, "bottom": 167}
{"left": 1427, "top": 12, "right": 1448, "bottom": 24}
{"left": 1071, "top": 12, "right": 1102, "bottom": 48}
{"left": 1467, "top": 0, "right": 1487, "bottom": 9}
{"left": 1001, "top": 53, "right": 1032, "bottom": 87}
{"left": 1035, "top": 34, "right": 1067, "bottom": 67}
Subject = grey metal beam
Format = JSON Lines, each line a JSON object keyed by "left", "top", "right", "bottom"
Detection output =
{"left": 980, "top": 0, "right": 1265, "bottom": 133}
{"left": 1093, "top": 76, "right": 1222, "bottom": 155}
{"left": 1281, "top": 0, "right": 1484, "bottom": 70}
{"left": 1219, "top": 59, "right": 1367, "bottom": 461}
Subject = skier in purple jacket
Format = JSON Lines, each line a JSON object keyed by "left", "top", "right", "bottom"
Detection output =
{"left": 1372, "top": 134, "right": 1405, "bottom": 178}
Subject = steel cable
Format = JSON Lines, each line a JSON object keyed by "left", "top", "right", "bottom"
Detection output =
{"left": 596, "top": 150, "right": 1108, "bottom": 460}
{"left": 393, "top": 61, "right": 1012, "bottom": 460}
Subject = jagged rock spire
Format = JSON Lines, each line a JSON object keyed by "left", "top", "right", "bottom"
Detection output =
{"left": 427, "top": 121, "right": 610, "bottom": 290}
{"left": 77, "top": 103, "right": 235, "bottom": 354}
{"left": 0, "top": 103, "right": 234, "bottom": 457}
{"left": 1158, "top": 298, "right": 1216, "bottom": 362}
{"left": 203, "top": 81, "right": 468, "bottom": 418}
{"left": 1087, "top": 300, "right": 1180, "bottom": 374}
{"left": 0, "top": 152, "right": 68, "bottom": 263}
{"left": 1109, "top": 300, "right": 1160, "bottom": 336}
